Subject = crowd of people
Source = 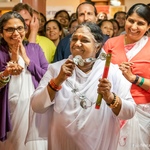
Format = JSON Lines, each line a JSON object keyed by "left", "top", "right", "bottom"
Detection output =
{"left": 0, "top": 1, "right": 150, "bottom": 150}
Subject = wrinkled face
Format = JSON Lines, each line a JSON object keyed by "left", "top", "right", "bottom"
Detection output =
{"left": 100, "top": 21, "right": 114, "bottom": 37}
{"left": 115, "top": 13, "right": 126, "bottom": 28}
{"left": 70, "top": 26, "right": 99, "bottom": 59}
{"left": 55, "top": 12, "right": 69, "bottom": 28}
{"left": 77, "top": 4, "right": 97, "bottom": 24}
{"left": 45, "top": 21, "right": 62, "bottom": 41}
{"left": 125, "top": 12, "right": 150, "bottom": 43}
{"left": 1, "top": 18, "right": 25, "bottom": 46}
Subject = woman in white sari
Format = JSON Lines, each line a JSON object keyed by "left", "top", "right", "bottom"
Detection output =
{"left": 103, "top": 3, "right": 150, "bottom": 150}
{"left": 29, "top": 22, "right": 136, "bottom": 150}
{"left": 0, "top": 11, "right": 48, "bottom": 150}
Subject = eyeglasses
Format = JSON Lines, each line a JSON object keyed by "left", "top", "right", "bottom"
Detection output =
{"left": 3, "top": 26, "right": 25, "bottom": 34}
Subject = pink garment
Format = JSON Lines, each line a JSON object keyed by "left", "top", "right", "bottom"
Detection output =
{"left": 103, "top": 35, "right": 150, "bottom": 104}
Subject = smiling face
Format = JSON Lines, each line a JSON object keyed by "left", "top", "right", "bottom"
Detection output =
{"left": 45, "top": 21, "right": 62, "bottom": 41}
{"left": 100, "top": 21, "right": 114, "bottom": 37}
{"left": 125, "top": 12, "right": 150, "bottom": 43}
{"left": 1, "top": 18, "right": 25, "bottom": 46}
{"left": 55, "top": 11, "right": 69, "bottom": 28}
{"left": 77, "top": 4, "right": 97, "bottom": 24}
{"left": 70, "top": 26, "right": 99, "bottom": 59}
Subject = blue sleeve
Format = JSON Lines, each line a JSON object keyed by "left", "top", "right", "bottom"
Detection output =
{"left": 53, "top": 39, "right": 64, "bottom": 62}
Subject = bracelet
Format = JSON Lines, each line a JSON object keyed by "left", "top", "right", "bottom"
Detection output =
{"left": 107, "top": 93, "right": 119, "bottom": 109}
{"left": 48, "top": 82, "right": 57, "bottom": 92}
{"left": 0, "top": 72, "right": 10, "bottom": 81}
{"left": 138, "top": 77, "right": 145, "bottom": 87}
{"left": 48, "top": 79, "right": 62, "bottom": 92}
{"left": 132, "top": 75, "right": 139, "bottom": 84}
{"left": 107, "top": 92, "right": 116, "bottom": 106}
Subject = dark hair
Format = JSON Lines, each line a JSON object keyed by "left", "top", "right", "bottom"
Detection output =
{"left": 54, "top": 10, "right": 70, "bottom": 21}
{"left": 72, "top": 22, "right": 104, "bottom": 57}
{"left": 40, "top": 12, "right": 47, "bottom": 22}
{"left": 126, "top": 3, "right": 150, "bottom": 25}
{"left": 0, "top": 11, "right": 28, "bottom": 46}
{"left": 114, "top": 11, "right": 126, "bottom": 19}
{"left": 97, "top": 19, "right": 113, "bottom": 28}
{"left": 0, "top": 11, "right": 26, "bottom": 33}
{"left": 109, "top": 19, "right": 120, "bottom": 30}
{"left": 147, "top": 3, "right": 150, "bottom": 7}
{"left": 12, "top": 3, "right": 33, "bottom": 17}
{"left": 68, "top": 18, "right": 77, "bottom": 28}
{"left": 44, "top": 19, "right": 64, "bottom": 39}
{"left": 76, "top": 1, "right": 97, "bottom": 18}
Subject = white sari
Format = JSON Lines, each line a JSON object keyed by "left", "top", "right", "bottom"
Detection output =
{"left": 0, "top": 56, "right": 47, "bottom": 150}
{"left": 26, "top": 57, "right": 136, "bottom": 150}
{"left": 117, "top": 36, "right": 150, "bottom": 150}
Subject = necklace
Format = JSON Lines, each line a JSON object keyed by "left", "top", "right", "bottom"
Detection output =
{"left": 73, "top": 52, "right": 106, "bottom": 66}
{"left": 66, "top": 79, "right": 96, "bottom": 109}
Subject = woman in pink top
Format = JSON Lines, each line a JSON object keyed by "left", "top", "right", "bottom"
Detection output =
{"left": 103, "top": 3, "right": 150, "bottom": 150}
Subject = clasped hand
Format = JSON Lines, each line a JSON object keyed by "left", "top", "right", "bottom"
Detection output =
{"left": 5, "top": 61, "right": 23, "bottom": 76}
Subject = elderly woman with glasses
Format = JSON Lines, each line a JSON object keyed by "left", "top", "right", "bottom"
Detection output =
{"left": 29, "top": 22, "right": 136, "bottom": 150}
{"left": 0, "top": 11, "right": 48, "bottom": 150}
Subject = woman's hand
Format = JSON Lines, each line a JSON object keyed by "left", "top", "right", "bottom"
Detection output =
{"left": 55, "top": 59, "right": 75, "bottom": 85}
{"left": 18, "top": 39, "right": 30, "bottom": 66}
{"left": 3, "top": 61, "right": 23, "bottom": 76}
{"left": 97, "top": 78, "right": 114, "bottom": 103}
{"left": 119, "top": 62, "right": 135, "bottom": 83}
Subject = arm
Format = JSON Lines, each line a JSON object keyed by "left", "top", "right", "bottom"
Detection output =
{"left": 26, "top": 44, "right": 48, "bottom": 82}
{"left": 119, "top": 62, "right": 150, "bottom": 92}
{"left": 97, "top": 65, "right": 136, "bottom": 118}
{"left": 31, "top": 59, "right": 75, "bottom": 113}
{"left": 28, "top": 16, "right": 39, "bottom": 43}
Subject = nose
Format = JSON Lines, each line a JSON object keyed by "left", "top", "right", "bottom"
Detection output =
{"left": 131, "top": 23, "right": 138, "bottom": 29}
{"left": 75, "top": 39, "right": 82, "bottom": 46}
{"left": 12, "top": 29, "right": 20, "bottom": 34}
{"left": 84, "top": 14, "right": 88, "bottom": 21}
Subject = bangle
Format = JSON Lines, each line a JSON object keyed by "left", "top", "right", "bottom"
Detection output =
{"left": 48, "top": 79, "right": 62, "bottom": 92}
{"left": 107, "top": 92, "right": 116, "bottom": 106}
{"left": 107, "top": 93, "right": 119, "bottom": 109}
{"left": 0, "top": 72, "right": 10, "bottom": 81}
{"left": 132, "top": 75, "right": 139, "bottom": 84}
{"left": 48, "top": 82, "right": 57, "bottom": 92}
{"left": 138, "top": 77, "right": 145, "bottom": 86}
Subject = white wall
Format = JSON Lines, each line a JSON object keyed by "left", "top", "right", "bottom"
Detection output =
{"left": 125, "top": 0, "right": 149, "bottom": 11}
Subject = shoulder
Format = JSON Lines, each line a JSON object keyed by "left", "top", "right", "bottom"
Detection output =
{"left": 48, "top": 59, "right": 66, "bottom": 71}
{"left": 107, "top": 35, "right": 124, "bottom": 43}
{"left": 36, "top": 35, "right": 55, "bottom": 46}
{"left": 60, "top": 34, "right": 72, "bottom": 43}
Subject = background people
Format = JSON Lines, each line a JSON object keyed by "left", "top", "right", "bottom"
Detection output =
{"left": 98, "top": 20, "right": 114, "bottom": 38}
{"left": 0, "top": 11, "right": 48, "bottom": 150}
{"left": 38, "top": 12, "right": 47, "bottom": 36}
{"left": 114, "top": 11, "right": 126, "bottom": 35}
{"left": 109, "top": 19, "right": 120, "bottom": 37}
{"left": 44, "top": 19, "right": 64, "bottom": 47}
{"left": 54, "top": 9, "right": 70, "bottom": 36}
{"left": 53, "top": 1, "right": 98, "bottom": 62}
{"left": 12, "top": 3, "right": 56, "bottom": 63}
